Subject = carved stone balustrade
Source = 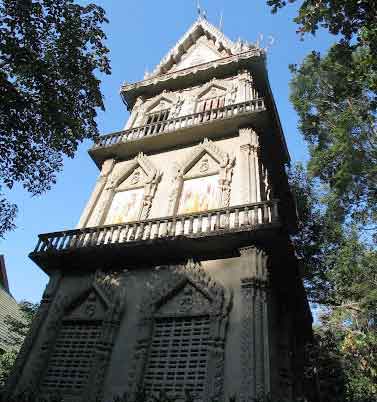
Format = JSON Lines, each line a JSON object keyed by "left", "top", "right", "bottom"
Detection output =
{"left": 89, "top": 99, "right": 266, "bottom": 167}
{"left": 30, "top": 200, "right": 280, "bottom": 271}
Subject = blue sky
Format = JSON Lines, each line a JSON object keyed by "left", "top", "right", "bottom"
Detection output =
{"left": 0, "top": 1, "right": 335, "bottom": 303}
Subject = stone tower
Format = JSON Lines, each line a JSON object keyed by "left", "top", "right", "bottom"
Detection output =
{"left": 5, "top": 17, "right": 312, "bottom": 402}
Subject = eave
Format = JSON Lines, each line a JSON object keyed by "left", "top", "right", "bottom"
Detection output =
{"left": 120, "top": 49, "right": 266, "bottom": 110}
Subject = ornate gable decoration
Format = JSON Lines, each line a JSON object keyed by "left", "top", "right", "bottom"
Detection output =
{"left": 168, "top": 138, "right": 235, "bottom": 214}
{"left": 107, "top": 153, "right": 162, "bottom": 220}
{"left": 145, "top": 93, "right": 175, "bottom": 114}
{"left": 197, "top": 82, "right": 227, "bottom": 100}
{"left": 148, "top": 17, "right": 256, "bottom": 78}
{"left": 139, "top": 260, "right": 228, "bottom": 319}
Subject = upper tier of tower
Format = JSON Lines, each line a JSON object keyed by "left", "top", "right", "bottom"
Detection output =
{"left": 89, "top": 18, "right": 289, "bottom": 180}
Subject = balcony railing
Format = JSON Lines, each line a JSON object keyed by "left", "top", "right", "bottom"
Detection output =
{"left": 32, "top": 200, "right": 278, "bottom": 255}
{"left": 92, "top": 98, "right": 265, "bottom": 149}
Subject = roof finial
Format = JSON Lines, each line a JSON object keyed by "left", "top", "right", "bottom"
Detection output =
{"left": 196, "top": 0, "right": 207, "bottom": 20}
{"left": 219, "top": 10, "right": 224, "bottom": 32}
{"left": 197, "top": 0, "right": 201, "bottom": 17}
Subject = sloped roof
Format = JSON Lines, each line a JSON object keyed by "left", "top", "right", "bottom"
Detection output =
{"left": 0, "top": 256, "right": 22, "bottom": 352}
{"left": 0, "top": 286, "right": 22, "bottom": 352}
{"left": 148, "top": 16, "right": 257, "bottom": 78}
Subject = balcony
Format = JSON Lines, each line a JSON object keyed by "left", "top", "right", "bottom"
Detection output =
{"left": 89, "top": 98, "right": 266, "bottom": 167}
{"left": 30, "top": 200, "right": 281, "bottom": 272}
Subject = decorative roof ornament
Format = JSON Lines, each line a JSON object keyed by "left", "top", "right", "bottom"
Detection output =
{"left": 196, "top": 0, "right": 207, "bottom": 20}
{"left": 219, "top": 10, "right": 224, "bottom": 33}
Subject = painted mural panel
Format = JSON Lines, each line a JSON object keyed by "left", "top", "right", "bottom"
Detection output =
{"left": 178, "top": 175, "right": 219, "bottom": 214}
{"left": 105, "top": 189, "right": 144, "bottom": 224}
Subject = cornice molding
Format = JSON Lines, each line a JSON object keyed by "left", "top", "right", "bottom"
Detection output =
{"left": 120, "top": 49, "right": 265, "bottom": 104}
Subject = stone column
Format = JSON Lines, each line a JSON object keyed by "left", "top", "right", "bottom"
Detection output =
{"left": 238, "top": 70, "right": 254, "bottom": 102}
{"left": 77, "top": 158, "right": 116, "bottom": 228}
{"left": 239, "top": 246, "right": 271, "bottom": 401}
{"left": 239, "top": 127, "right": 262, "bottom": 204}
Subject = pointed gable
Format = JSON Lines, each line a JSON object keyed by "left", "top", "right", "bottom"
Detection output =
{"left": 148, "top": 17, "right": 254, "bottom": 78}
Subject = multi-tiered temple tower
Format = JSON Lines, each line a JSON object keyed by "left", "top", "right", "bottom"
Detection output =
{"left": 5, "top": 17, "right": 312, "bottom": 402}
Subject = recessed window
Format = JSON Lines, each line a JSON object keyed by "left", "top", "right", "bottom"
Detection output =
{"left": 144, "top": 109, "right": 170, "bottom": 135}
{"left": 42, "top": 321, "right": 101, "bottom": 394}
{"left": 197, "top": 96, "right": 225, "bottom": 113}
{"left": 144, "top": 316, "right": 210, "bottom": 399}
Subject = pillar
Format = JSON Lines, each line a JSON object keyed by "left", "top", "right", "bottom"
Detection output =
{"left": 239, "top": 246, "right": 271, "bottom": 401}
{"left": 77, "top": 158, "right": 116, "bottom": 228}
{"left": 239, "top": 127, "right": 261, "bottom": 205}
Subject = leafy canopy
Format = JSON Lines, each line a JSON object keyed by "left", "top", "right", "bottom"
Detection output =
{"left": 0, "top": 0, "right": 110, "bottom": 237}
{"left": 267, "top": 0, "right": 377, "bottom": 234}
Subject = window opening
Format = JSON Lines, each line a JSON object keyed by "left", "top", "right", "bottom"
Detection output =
{"left": 144, "top": 315, "right": 210, "bottom": 399}
{"left": 198, "top": 95, "right": 225, "bottom": 112}
{"left": 41, "top": 321, "right": 101, "bottom": 394}
{"left": 145, "top": 109, "right": 170, "bottom": 135}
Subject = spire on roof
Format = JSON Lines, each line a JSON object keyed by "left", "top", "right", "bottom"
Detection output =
{"left": 196, "top": 0, "right": 207, "bottom": 20}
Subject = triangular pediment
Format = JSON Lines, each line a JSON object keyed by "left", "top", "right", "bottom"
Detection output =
{"left": 185, "top": 153, "right": 219, "bottom": 178}
{"left": 66, "top": 289, "right": 107, "bottom": 321}
{"left": 148, "top": 17, "right": 255, "bottom": 78}
{"left": 146, "top": 96, "right": 174, "bottom": 114}
{"left": 157, "top": 281, "right": 212, "bottom": 316}
{"left": 198, "top": 83, "right": 227, "bottom": 100}
{"left": 118, "top": 165, "right": 148, "bottom": 190}
{"left": 169, "top": 36, "right": 223, "bottom": 72}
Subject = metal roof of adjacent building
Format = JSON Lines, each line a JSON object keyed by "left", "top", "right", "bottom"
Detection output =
{"left": 0, "top": 256, "right": 22, "bottom": 352}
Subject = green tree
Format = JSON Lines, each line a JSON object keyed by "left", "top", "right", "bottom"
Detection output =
{"left": 0, "top": 0, "right": 111, "bottom": 237}
{"left": 266, "top": 0, "right": 377, "bottom": 233}
{"left": 290, "top": 165, "right": 377, "bottom": 400}
{"left": 0, "top": 301, "right": 38, "bottom": 387}
{"left": 267, "top": 2, "right": 377, "bottom": 399}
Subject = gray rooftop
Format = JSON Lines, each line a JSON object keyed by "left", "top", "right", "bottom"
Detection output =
{"left": 0, "top": 286, "right": 22, "bottom": 352}
{"left": 0, "top": 256, "right": 22, "bottom": 352}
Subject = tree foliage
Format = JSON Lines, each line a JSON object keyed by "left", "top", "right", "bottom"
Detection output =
{"left": 0, "top": 0, "right": 110, "bottom": 237}
{"left": 267, "top": 0, "right": 377, "bottom": 233}
{"left": 266, "top": 1, "right": 377, "bottom": 400}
